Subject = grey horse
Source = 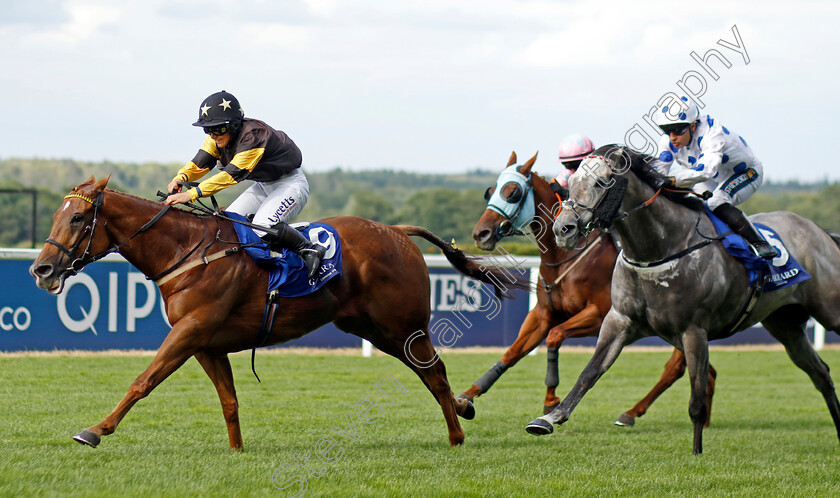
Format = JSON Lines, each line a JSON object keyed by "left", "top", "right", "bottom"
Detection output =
{"left": 525, "top": 145, "right": 840, "bottom": 454}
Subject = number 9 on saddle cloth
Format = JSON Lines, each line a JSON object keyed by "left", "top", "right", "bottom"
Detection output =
{"left": 227, "top": 212, "right": 342, "bottom": 296}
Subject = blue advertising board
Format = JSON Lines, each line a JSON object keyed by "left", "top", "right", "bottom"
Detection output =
{"left": 1, "top": 251, "right": 531, "bottom": 352}
{"left": 3, "top": 250, "right": 832, "bottom": 351}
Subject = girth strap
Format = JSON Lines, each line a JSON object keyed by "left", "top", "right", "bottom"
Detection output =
{"left": 725, "top": 273, "right": 769, "bottom": 335}
{"left": 153, "top": 247, "right": 239, "bottom": 286}
{"left": 251, "top": 289, "right": 280, "bottom": 382}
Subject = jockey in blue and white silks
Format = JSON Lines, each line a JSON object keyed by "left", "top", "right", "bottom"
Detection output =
{"left": 650, "top": 96, "right": 776, "bottom": 259}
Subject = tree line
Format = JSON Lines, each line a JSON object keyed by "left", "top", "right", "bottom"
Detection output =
{"left": 1, "top": 158, "right": 837, "bottom": 253}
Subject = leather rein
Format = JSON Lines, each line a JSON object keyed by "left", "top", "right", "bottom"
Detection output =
{"left": 567, "top": 158, "right": 725, "bottom": 268}
{"left": 46, "top": 191, "right": 226, "bottom": 284}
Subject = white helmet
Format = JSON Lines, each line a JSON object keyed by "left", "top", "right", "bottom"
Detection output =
{"left": 654, "top": 96, "right": 699, "bottom": 128}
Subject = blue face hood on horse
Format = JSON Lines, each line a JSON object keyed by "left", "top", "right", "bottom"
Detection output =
{"left": 485, "top": 165, "right": 536, "bottom": 235}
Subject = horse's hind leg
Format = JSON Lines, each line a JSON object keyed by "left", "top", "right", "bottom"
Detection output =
{"left": 459, "top": 307, "right": 548, "bottom": 406}
{"left": 194, "top": 352, "right": 243, "bottom": 451}
{"left": 763, "top": 306, "right": 840, "bottom": 445}
{"left": 367, "top": 328, "right": 466, "bottom": 447}
{"left": 616, "top": 349, "right": 717, "bottom": 428}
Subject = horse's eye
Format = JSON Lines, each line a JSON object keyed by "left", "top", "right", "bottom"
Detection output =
{"left": 501, "top": 182, "right": 523, "bottom": 203}
{"left": 70, "top": 214, "right": 84, "bottom": 225}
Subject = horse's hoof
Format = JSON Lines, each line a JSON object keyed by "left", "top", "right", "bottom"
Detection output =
{"left": 72, "top": 429, "right": 101, "bottom": 448}
{"left": 543, "top": 402, "right": 559, "bottom": 415}
{"left": 455, "top": 393, "right": 474, "bottom": 404}
{"left": 458, "top": 399, "right": 476, "bottom": 420}
{"left": 614, "top": 413, "right": 636, "bottom": 427}
{"left": 525, "top": 418, "right": 554, "bottom": 436}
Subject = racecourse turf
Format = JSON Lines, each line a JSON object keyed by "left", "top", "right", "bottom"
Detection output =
{"left": 0, "top": 347, "right": 838, "bottom": 497}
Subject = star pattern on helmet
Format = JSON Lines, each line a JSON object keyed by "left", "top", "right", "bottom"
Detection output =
{"left": 200, "top": 104, "right": 211, "bottom": 116}
{"left": 219, "top": 99, "right": 232, "bottom": 110}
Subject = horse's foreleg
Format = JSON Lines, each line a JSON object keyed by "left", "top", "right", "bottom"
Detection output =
{"left": 682, "top": 328, "right": 710, "bottom": 455}
{"left": 526, "top": 310, "right": 632, "bottom": 436}
{"left": 194, "top": 352, "right": 243, "bottom": 451}
{"left": 543, "top": 303, "right": 604, "bottom": 413}
{"left": 460, "top": 307, "right": 547, "bottom": 402}
{"left": 73, "top": 324, "right": 201, "bottom": 448}
{"left": 616, "top": 348, "right": 717, "bottom": 427}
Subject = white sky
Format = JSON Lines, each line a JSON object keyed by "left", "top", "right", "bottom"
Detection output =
{"left": 1, "top": 0, "right": 838, "bottom": 181}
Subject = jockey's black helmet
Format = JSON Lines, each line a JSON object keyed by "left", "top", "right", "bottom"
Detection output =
{"left": 192, "top": 90, "right": 244, "bottom": 127}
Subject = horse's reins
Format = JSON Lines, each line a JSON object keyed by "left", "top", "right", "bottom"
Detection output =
{"left": 540, "top": 232, "right": 606, "bottom": 314}
{"left": 160, "top": 187, "right": 285, "bottom": 240}
{"left": 47, "top": 191, "right": 180, "bottom": 276}
{"left": 566, "top": 154, "right": 723, "bottom": 268}
{"left": 150, "top": 188, "right": 293, "bottom": 286}
{"left": 588, "top": 166, "right": 765, "bottom": 334}
{"left": 61, "top": 188, "right": 286, "bottom": 382}
{"left": 53, "top": 190, "right": 233, "bottom": 285}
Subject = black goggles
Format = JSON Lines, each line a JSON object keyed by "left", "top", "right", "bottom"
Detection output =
{"left": 659, "top": 123, "right": 690, "bottom": 136}
{"left": 203, "top": 124, "right": 230, "bottom": 135}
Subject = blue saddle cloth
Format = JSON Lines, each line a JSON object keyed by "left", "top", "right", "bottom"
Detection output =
{"left": 227, "top": 212, "right": 342, "bottom": 297}
{"left": 705, "top": 208, "right": 810, "bottom": 291}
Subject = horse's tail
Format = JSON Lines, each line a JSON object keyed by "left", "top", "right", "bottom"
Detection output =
{"left": 394, "top": 225, "right": 531, "bottom": 299}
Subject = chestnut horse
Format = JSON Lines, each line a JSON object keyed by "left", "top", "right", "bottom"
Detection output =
{"left": 461, "top": 151, "right": 716, "bottom": 425}
{"left": 30, "top": 176, "right": 528, "bottom": 450}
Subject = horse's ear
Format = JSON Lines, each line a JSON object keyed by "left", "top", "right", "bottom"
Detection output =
{"left": 518, "top": 151, "right": 538, "bottom": 176}
{"left": 507, "top": 151, "right": 517, "bottom": 167}
{"left": 94, "top": 175, "right": 111, "bottom": 191}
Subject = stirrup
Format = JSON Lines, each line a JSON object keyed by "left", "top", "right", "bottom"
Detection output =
{"left": 299, "top": 246, "right": 327, "bottom": 279}
{"left": 751, "top": 241, "right": 777, "bottom": 260}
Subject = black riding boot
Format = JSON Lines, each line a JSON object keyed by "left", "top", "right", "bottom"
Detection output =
{"left": 261, "top": 222, "right": 327, "bottom": 278}
{"left": 712, "top": 204, "right": 777, "bottom": 260}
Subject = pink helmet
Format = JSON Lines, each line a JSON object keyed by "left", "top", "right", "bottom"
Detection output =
{"left": 557, "top": 133, "right": 595, "bottom": 162}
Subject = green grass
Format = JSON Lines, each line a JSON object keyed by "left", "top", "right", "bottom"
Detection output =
{"left": 1, "top": 348, "right": 839, "bottom": 497}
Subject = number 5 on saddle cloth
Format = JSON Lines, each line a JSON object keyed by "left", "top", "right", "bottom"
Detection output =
{"left": 705, "top": 207, "right": 810, "bottom": 292}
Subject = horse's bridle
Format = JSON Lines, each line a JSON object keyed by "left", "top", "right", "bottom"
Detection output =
{"left": 562, "top": 155, "right": 633, "bottom": 238}
{"left": 563, "top": 154, "right": 729, "bottom": 268}
{"left": 485, "top": 172, "right": 534, "bottom": 239}
{"left": 45, "top": 192, "right": 107, "bottom": 277}
{"left": 45, "top": 191, "right": 175, "bottom": 278}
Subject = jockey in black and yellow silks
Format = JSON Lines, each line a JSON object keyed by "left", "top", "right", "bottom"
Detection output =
{"left": 174, "top": 118, "right": 303, "bottom": 201}
{"left": 165, "top": 90, "right": 326, "bottom": 278}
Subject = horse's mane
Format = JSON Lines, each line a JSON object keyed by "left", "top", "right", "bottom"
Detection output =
{"left": 105, "top": 188, "right": 215, "bottom": 219}
{"left": 594, "top": 145, "right": 706, "bottom": 212}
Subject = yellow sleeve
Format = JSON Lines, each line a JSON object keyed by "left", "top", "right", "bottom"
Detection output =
{"left": 189, "top": 171, "right": 238, "bottom": 200}
{"left": 173, "top": 163, "right": 209, "bottom": 184}
{"left": 172, "top": 137, "right": 221, "bottom": 184}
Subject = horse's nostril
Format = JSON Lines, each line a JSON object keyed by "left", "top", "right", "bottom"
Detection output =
{"left": 473, "top": 229, "right": 490, "bottom": 242}
{"left": 561, "top": 225, "right": 575, "bottom": 236}
{"left": 34, "top": 264, "right": 54, "bottom": 278}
